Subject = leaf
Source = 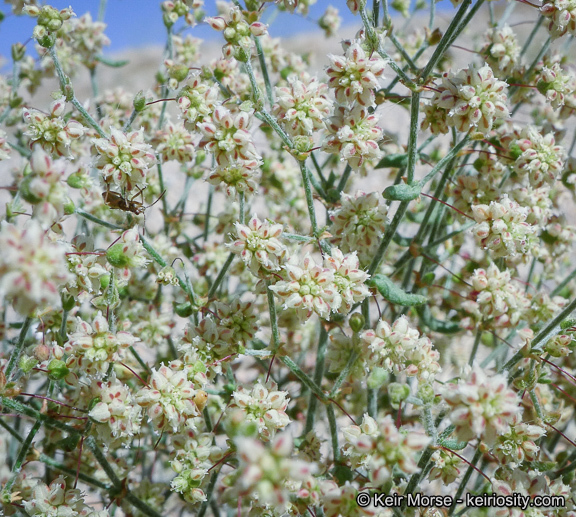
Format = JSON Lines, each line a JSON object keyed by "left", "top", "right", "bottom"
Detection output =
{"left": 368, "top": 275, "right": 427, "bottom": 306}
{"left": 439, "top": 425, "right": 456, "bottom": 441}
{"left": 382, "top": 183, "right": 422, "bottom": 201}
{"left": 95, "top": 55, "right": 129, "bottom": 67}
{"left": 417, "top": 305, "right": 461, "bottom": 334}
{"left": 439, "top": 438, "right": 468, "bottom": 451}
{"left": 376, "top": 153, "right": 411, "bottom": 169}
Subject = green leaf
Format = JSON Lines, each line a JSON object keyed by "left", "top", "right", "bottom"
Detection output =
{"left": 376, "top": 153, "right": 411, "bottom": 169}
{"left": 417, "top": 305, "right": 461, "bottom": 334}
{"left": 95, "top": 55, "right": 129, "bottom": 67}
{"left": 369, "top": 275, "right": 427, "bottom": 306}
{"left": 382, "top": 183, "right": 422, "bottom": 201}
{"left": 439, "top": 425, "right": 456, "bottom": 440}
{"left": 439, "top": 438, "right": 468, "bottom": 451}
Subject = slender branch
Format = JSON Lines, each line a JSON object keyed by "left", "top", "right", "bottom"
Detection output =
{"left": 5, "top": 317, "right": 34, "bottom": 381}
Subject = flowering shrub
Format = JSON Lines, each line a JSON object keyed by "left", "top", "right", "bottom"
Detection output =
{"left": 2, "top": 1, "right": 576, "bottom": 516}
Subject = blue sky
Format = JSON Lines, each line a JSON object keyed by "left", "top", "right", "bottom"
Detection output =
{"left": 0, "top": 1, "right": 375, "bottom": 61}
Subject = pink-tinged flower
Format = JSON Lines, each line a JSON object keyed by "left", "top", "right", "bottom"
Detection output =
{"left": 360, "top": 315, "right": 441, "bottom": 381}
{"left": 512, "top": 126, "right": 566, "bottom": 187}
{"left": 326, "top": 42, "right": 387, "bottom": 107}
{"left": 481, "top": 25, "right": 520, "bottom": 78}
{"left": 442, "top": 364, "right": 522, "bottom": 446}
{"left": 424, "top": 64, "right": 509, "bottom": 135}
{"left": 177, "top": 75, "right": 219, "bottom": 129}
{"left": 329, "top": 191, "right": 388, "bottom": 264}
{"left": 471, "top": 195, "right": 538, "bottom": 258}
{"left": 135, "top": 364, "right": 208, "bottom": 432}
{"left": 23, "top": 97, "right": 85, "bottom": 157}
{"left": 23, "top": 477, "right": 94, "bottom": 517}
{"left": 323, "top": 104, "right": 383, "bottom": 169}
{"left": 227, "top": 214, "right": 288, "bottom": 276}
{"left": 93, "top": 127, "right": 156, "bottom": 192}
{"left": 153, "top": 122, "right": 195, "bottom": 163}
{"left": 0, "top": 220, "right": 72, "bottom": 315}
{"left": 342, "top": 414, "right": 430, "bottom": 487}
{"left": 323, "top": 248, "right": 370, "bottom": 314}
{"left": 207, "top": 158, "right": 261, "bottom": 197}
{"left": 273, "top": 77, "right": 332, "bottom": 136}
{"left": 269, "top": 254, "right": 341, "bottom": 320}
{"left": 541, "top": 0, "right": 576, "bottom": 38}
{"left": 198, "top": 106, "right": 261, "bottom": 166}
{"left": 64, "top": 311, "right": 138, "bottom": 377}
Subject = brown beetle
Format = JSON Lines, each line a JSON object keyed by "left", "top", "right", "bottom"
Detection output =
{"left": 102, "top": 187, "right": 165, "bottom": 215}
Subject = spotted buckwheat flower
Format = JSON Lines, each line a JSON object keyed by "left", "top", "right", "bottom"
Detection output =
{"left": 170, "top": 432, "right": 223, "bottom": 504}
{"left": 65, "top": 12, "right": 110, "bottom": 68}
{"left": 428, "top": 449, "right": 462, "bottom": 485}
{"left": 541, "top": 0, "right": 576, "bottom": 38}
{"left": 536, "top": 62, "right": 576, "bottom": 111}
{"left": 0, "top": 220, "right": 71, "bottom": 315}
{"left": 323, "top": 248, "right": 370, "bottom": 314}
{"left": 273, "top": 77, "right": 332, "bottom": 136}
{"left": 426, "top": 64, "right": 509, "bottom": 135}
{"left": 323, "top": 104, "right": 383, "bottom": 169}
{"left": 481, "top": 25, "right": 520, "bottom": 78}
{"left": 64, "top": 311, "right": 138, "bottom": 377}
{"left": 198, "top": 106, "right": 261, "bottom": 166}
{"left": 0, "top": 130, "right": 12, "bottom": 161}
{"left": 177, "top": 76, "right": 219, "bottom": 129}
{"left": 162, "top": 0, "right": 198, "bottom": 27}
{"left": 213, "top": 298, "right": 259, "bottom": 346}
{"left": 319, "top": 6, "right": 341, "bottom": 37}
{"left": 460, "top": 264, "right": 529, "bottom": 330}
{"left": 321, "top": 481, "right": 380, "bottom": 517}
{"left": 24, "top": 5, "right": 75, "bottom": 48}
{"left": 224, "top": 434, "right": 317, "bottom": 513}
{"left": 89, "top": 374, "right": 142, "bottom": 445}
{"left": 135, "top": 364, "right": 208, "bottom": 432}
{"left": 269, "top": 253, "right": 341, "bottom": 320}
{"left": 227, "top": 214, "right": 288, "bottom": 276}
{"left": 207, "top": 158, "right": 261, "bottom": 197}
{"left": 326, "top": 42, "right": 387, "bottom": 107}
{"left": 329, "top": 191, "right": 388, "bottom": 264}
{"left": 442, "top": 364, "right": 521, "bottom": 446}
{"left": 21, "top": 147, "right": 69, "bottom": 222}
{"left": 93, "top": 128, "right": 156, "bottom": 192}
{"left": 342, "top": 414, "right": 430, "bottom": 487}
{"left": 23, "top": 476, "right": 107, "bottom": 517}
{"left": 229, "top": 382, "right": 290, "bottom": 440}
{"left": 23, "top": 97, "right": 85, "bottom": 158}
{"left": 471, "top": 195, "right": 538, "bottom": 258}
{"left": 106, "top": 228, "right": 150, "bottom": 271}
{"left": 511, "top": 126, "right": 566, "bottom": 187}
{"left": 492, "top": 414, "right": 545, "bottom": 468}
{"left": 360, "top": 315, "right": 441, "bottom": 382}
{"left": 206, "top": 5, "right": 267, "bottom": 61}
{"left": 153, "top": 122, "right": 195, "bottom": 163}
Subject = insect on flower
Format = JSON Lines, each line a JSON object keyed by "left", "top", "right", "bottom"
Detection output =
{"left": 102, "top": 186, "right": 165, "bottom": 215}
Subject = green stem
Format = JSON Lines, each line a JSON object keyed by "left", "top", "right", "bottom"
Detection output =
{"left": 207, "top": 253, "right": 235, "bottom": 299}
{"left": 530, "top": 389, "right": 545, "bottom": 421}
{"left": 5, "top": 316, "right": 33, "bottom": 381}
{"left": 468, "top": 329, "right": 482, "bottom": 365}
{"left": 327, "top": 405, "right": 340, "bottom": 463}
{"left": 330, "top": 351, "right": 359, "bottom": 397}
{"left": 265, "top": 280, "right": 281, "bottom": 351}
{"left": 254, "top": 36, "right": 274, "bottom": 107}
{"left": 239, "top": 191, "right": 246, "bottom": 225}
{"left": 299, "top": 161, "right": 321, "bottom": 238}
{"left": 552, "top": 266, "right": 576, "bottom": 296}
{"left": 448, "top": 448, "right": 482, "bottom": 516}
{"left": 304, "top": 326, "right": 329, "bottom": 433}
{"left": 406, "top": 91, "right": 420, "bottom": 184}
{"left": 281, "top": 356, "right": 325, "bottom": 401}
{"left": 501, "top": 296, "right": 576, "bottom": 373}
{"left": 336, "top": 164, "right": 353, "bottom": 194}
{"left": 420, "top": 0, "right": 473, "bottom": 81}
{"left": 197, "top": 467, "right": 221, "bottom": 517}
{"left": 520, "top": 16, "right": 543, "bottom": 57}
{"left": 401, "top": 446, "right": 435, "bottom": 510}
{"left": 203, "top": 185, "right": 214, "bottom": 242}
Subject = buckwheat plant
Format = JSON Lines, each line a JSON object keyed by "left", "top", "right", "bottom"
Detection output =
{"left": 3, "top": 1, "right": 576, "bottom": 516}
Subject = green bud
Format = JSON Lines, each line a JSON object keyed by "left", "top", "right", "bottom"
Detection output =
{"left": 560, "top": 318, "right": 576, "bottom": 330}
{"left": 417, "top": 383, "right": 435, "bottom": 404}
{"left": 47, "top": 359, "right": 69, "bottom": 380}
{"left": 388, "top": 382, "right": 410, "bottom": 405}
{"left": 349, "top": 313, "right": 365, "bottom": 333}
{"left": 169, "top": 65, "right": 189, "bottom": 83}
{"left": 20, "top": 176, "right": 43, "bottom": 204}
{"left": 61, "top": 292, "right": 75, "bottom": 311}
{"left": 19, "top": 355, "right": 38, "bottom": 373}
{"left": 11, "top": 43, "right": 26, "bottom": 62}
{"left": 100, "top": 273, "right": 110, "bottom": 290}
{"left": 67, "top": 170, "right": 89, "bottom": 189}
{"left": 133, "top": 90, "right": 147, "bottom": 112}
{"left": 106, "top": 243, "right": 131, "bottom": 268}
{"left": 508, "top": 143, "right": 522, "bottom": 161}
{"left": 367, "top": 367, "right": 388, "bottom": 389}
{"left": 174, "top": 301, "right": 194, "bottom": 318}
{"left": 63, "top": 198, "right": 75, "bottom": 215}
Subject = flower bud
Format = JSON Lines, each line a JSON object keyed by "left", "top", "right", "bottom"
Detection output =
{"left": 174, "top": 301, "right": 195, "bottom": 318}
{"left": 19, "top": 355, "right": 38, "bottom": 373}
{"left": 349, "top": 312, "right": 365, "bottom": 333}
{"left": 367, "top": 367, "right": 389, "bottom": 389}
{"left": 388, "top": 382, "right": 410, "bottom": 406}
{"left": 133, "top": 90, "right": 147, "bottom": 112}
{"left": 417, "top": 383, "right": 435, "bottom": 404}
{"left": 47, "top": 358, "right": 69, "bottom": 380}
